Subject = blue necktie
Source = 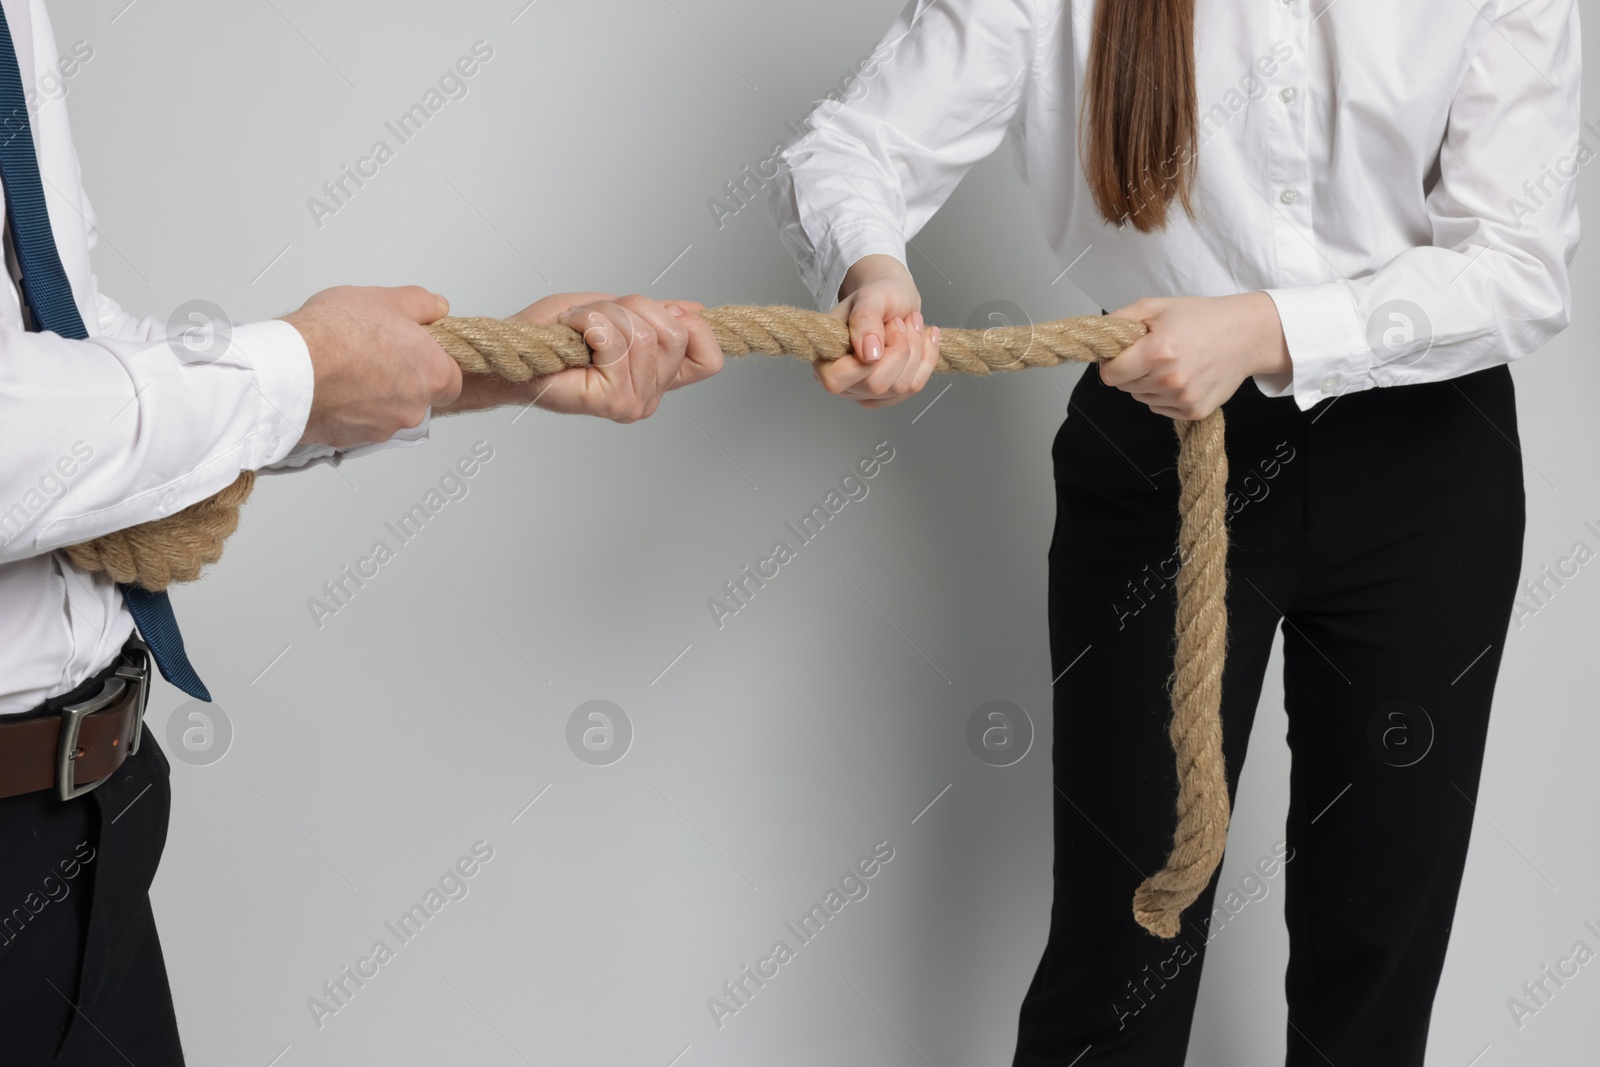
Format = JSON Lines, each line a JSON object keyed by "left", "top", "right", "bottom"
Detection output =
{"left": 0, "top": 8, "right": 211, "bottom": 701}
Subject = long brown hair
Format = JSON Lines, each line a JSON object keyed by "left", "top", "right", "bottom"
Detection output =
{"left": 1081, "top": 0, "right": 1199, "bottom": 232}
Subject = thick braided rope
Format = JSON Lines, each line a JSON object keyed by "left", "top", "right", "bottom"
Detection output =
{"left": 433, "top": 305, "right": 1147, "bottom": 378}
{"left": 63, "top": 470, "right": 256, "bottom": 590}
{"left": 63, "top": 305, "right": 1229, "bottom": 938}
{"left": 1134, "top": 413, "right": 1230, "bottom": 938}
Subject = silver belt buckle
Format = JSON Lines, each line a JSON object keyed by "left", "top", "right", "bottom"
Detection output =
{"left": 56, "top": 640, "right": 151, "bottom": 802}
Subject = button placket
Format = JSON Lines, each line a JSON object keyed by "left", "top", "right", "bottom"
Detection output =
{"left": 1267, "top": 0, "right": 1317, "bottom": 288}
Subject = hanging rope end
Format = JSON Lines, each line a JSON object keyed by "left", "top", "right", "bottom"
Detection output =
{"left": 1132, "top": 882, "right": 1186, "bottom": 939}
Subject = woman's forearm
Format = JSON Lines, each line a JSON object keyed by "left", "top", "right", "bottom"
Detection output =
{"left": 838, "top": 254, "right": 915, "bottom": 304}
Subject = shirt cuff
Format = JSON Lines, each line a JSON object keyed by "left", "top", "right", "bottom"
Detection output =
{"left": 264, "top": 416, "right": 432, "bottom": 474}
{"left": 808, "top": 221, "right": 909, "bottom": 311}
{"left": 243, "top": 317, "right": 434, "bottom": 474}
{"left": 1261, "top": 283, "right": 1374, "bottom": 412}
{"left": 235, "top": 318, "right": 315, "bottom": 467}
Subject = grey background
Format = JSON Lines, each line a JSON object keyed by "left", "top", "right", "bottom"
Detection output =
{"left": 51, "top": 0, "right": 1598, "bottom": 1064}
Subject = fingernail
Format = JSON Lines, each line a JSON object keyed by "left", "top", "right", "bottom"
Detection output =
{"left": 865, "top": 335, "right": 883, "bottom": 362}
{"left": 667, "top": 304, "right": 685, "bottom": 317}
{"left": 930, "top": 327, "right": 941, "bottom": 345}
{"left": 914, "top": 312, "right": 924, "bottom": 332}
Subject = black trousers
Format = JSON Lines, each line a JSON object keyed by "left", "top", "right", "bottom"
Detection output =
{"left": 0, "top": 682, "right": 185, "bottom": 1066}
{"left": 1013, "top": 363, "right": 1525, "bottom": 1065}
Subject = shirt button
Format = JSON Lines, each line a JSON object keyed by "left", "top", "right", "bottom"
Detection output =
{"left": 1279, "top": 87, "right": 1296, "bottom": 103}
{"left": 1320, "top": 375, "right": 1340, "bottom": 392}
{"left": 1280, "top": 188, "right": 1299, "bottom": 204}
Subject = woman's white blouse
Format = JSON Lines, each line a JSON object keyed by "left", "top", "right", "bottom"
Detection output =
{"left": 766, "top": 0, "right": 1582, "bottom": 410}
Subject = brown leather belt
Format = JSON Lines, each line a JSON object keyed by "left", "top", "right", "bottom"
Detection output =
{"left": 0, "top": 638, "right": 151, "bottom": 802}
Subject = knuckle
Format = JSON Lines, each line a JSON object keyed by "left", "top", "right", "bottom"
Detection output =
{"left": 429, "top": 359, "right": 454, "bottom": 392}
{"left": 849, "top": 306, "right": 881, "bottom": 329}
{"left": 399, "top": 285, "right": 433, "bottom": 314}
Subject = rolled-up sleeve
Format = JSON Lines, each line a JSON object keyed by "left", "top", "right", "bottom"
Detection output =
{"left": 766, "top": 0, "right": 1043, "bottom": 309}
{"left": 0, "top": 318, "right": 314, "bottom": 562}
{"left": 1262, "top": 0, "right": 1581, "bottom": 409}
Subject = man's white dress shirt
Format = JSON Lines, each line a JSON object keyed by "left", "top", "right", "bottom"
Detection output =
{"left": 0, "top": 0, "right": 426, "bottom": 714}
{"left": 767, "top": 0, "right": 1581, "bottom": 408}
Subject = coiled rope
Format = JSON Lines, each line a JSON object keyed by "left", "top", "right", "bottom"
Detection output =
{"left": 65, "top": 305, "right": 1229, "bottom": 938}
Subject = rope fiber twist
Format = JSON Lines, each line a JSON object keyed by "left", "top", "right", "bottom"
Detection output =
{"left": 64, "top": 305, "right": 1230, "bottom": 939}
